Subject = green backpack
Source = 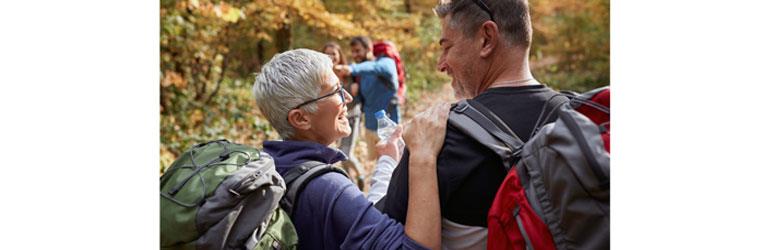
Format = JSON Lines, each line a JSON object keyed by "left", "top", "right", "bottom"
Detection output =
{"left": 160, "top": 140, "right": 296, "bottom": 250}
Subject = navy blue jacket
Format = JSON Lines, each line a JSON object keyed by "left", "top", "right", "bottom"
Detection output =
{"left": 263, "top": 140, "right": 427, "bottom": 249}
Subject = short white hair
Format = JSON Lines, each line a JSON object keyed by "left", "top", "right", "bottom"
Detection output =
{"left": 253, "top": 48, "right": 333, "bottom": 139}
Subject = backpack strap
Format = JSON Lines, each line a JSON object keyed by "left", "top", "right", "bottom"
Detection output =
{"left": 565, "top": 87, "right": 610, "bottom": 114}
{"left": 376, "top": 74, "right": 397, "bottom": 91}
{"left": 280, "top": 161, "right": 349, "bottom": 217}
{"left": 448, "top": 99, "right": 524, "bottom": 171}
{"left": 557, "top": 107, "right": 610, "bottom": 188}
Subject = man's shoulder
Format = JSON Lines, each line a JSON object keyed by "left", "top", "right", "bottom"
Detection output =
{"left": 377, "top": 56, "right": 396, "bottom": 63}
{"left": 436, "top": 120, "right": 494, "bottom": 169}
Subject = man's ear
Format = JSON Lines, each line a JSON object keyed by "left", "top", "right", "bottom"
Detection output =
{"left": 287, "top": 109, "right": 312, "bottom": 131}
{"left": 479, "top": 21, "right": 499, "bottom": 58}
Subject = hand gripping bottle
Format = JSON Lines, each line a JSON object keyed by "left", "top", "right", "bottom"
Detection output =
{"left": 375, "top": 110, "right": 405, "bottom": 149}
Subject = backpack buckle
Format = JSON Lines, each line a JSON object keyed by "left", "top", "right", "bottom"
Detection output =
{"left": 452, "top": 101, "right": 469, "bottom": 113}
{"left": 505, "top": 148, "right": 523, "bottom": 171}
{"left": 512, "top": 146, "right": 523, "bottom": 159}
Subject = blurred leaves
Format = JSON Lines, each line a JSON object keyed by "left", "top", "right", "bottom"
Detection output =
{"left": 530, "top": 0, "right": 610, "bottom": 92}
{"left": 160, "top": 0, "right": 609, "bottom": 172}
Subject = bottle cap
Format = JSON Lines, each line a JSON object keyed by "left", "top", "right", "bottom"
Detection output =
{"left": 375, "top": 110, "right": 386, "bottom": 119}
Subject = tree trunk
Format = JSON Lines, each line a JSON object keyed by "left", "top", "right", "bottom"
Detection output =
{"left": 275, "top": 13, "right": 292, "bottom": 52}
{"left": 256, "top": 40, "right": 265, "bottom": 71}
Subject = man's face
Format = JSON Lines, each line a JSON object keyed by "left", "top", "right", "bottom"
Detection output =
{"left": 350, "top": 43, "right": 369, "bottom": 63}
{"left": 437, "top": 16, "right": 481, "bottom": 99}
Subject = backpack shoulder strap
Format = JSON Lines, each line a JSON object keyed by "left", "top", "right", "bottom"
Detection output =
{"left": 375, "top": 61, "right": 398, "bottom": 92}
{"left": 448, "top": 99, "right": 524, "bottom": 171}
{"left": 280, "top": 161, "right": 349, "bottom": 217}
{"left": 562, "top": 87, "right": 609, "bottom": 113}
{"left": 556, "top": 106, "right": 610, "bottom": 188}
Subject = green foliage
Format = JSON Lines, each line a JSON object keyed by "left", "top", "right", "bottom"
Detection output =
{"left": 160, "top": 0, "right": 610, "bottom": 172}
{"left": 531, "top": 0, "right": 610, "bottom": 92}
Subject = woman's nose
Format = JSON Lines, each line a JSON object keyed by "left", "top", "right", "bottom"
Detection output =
{"left": 343, "top": 88, "right": 353, "bottom": 104}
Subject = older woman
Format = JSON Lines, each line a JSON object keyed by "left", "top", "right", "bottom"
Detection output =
{"left": 253, "top": 48, "right": 447, "bottom": 249}
{"left": 321, "top": 42, "right": 366, "bottom": 189}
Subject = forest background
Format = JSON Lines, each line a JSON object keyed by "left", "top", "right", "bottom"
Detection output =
{"left": 159, "top": 0, "right": 609, "bottom": 172}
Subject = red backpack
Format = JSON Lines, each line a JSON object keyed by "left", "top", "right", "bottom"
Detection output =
{"left": 372, "top": 41, "right": 406, "bottom": 105}
{"left": 448, "top": 86, "right": 610, "bottom": 250}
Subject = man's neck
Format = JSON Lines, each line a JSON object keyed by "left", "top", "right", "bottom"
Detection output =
{"left": 477, "top": 48, "right": 537, "bottom": 94}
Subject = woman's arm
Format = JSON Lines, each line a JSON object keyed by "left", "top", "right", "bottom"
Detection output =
{"left": 403, "top": 103, "right": 451, "bottom": 250}
{"left": 295, "top": 104, "right": 449, "bottom": 250}
{"left": 368, "top": 126, "right": 404, "bottom": 203}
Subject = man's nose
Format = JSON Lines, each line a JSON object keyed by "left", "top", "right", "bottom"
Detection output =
{"left": 437, "top": 59, "right": 447, "bottom": 73}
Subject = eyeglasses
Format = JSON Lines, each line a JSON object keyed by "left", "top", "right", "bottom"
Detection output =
{"left": 291, "top": 85, "right": 346, "bottom": 110}
{"left": 471, "top": 0, "right": 495, "bottom": 22}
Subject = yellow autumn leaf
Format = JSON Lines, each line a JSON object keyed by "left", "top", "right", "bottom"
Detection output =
{"left": 190, "top": 109, "right": 204, "bottom": 125}
{"left": 222, "top": 7, "right": 242, "bottom": 23}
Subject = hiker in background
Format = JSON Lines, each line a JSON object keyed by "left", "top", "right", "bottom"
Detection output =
{"left": 373, "top": 41, "right": 407, "bottom": 105}
{"left": 321, "top": 41, "right": 366, "bottom": 189}
{"left": 376, "top": 0, "right": 566, "bottom": 248}
{"left": 334, "top": 36, "right": 401, "bottom": 163}
{"left": 253, "top": 48, "right": 446, "bottom": 249}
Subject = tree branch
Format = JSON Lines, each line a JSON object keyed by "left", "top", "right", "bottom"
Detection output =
{"left": 203, "top": 53, "right": 228, "bottom": 106}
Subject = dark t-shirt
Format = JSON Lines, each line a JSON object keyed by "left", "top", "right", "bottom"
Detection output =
{"left": 377, "top": 84, "right": 566, "bottom": 227}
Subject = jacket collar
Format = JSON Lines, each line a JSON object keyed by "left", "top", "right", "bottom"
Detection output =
{"left": 262, "top": 140, "right": 347, "bottom": 169}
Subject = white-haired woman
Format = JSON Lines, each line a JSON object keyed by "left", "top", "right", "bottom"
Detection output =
{"left": 253, "top": 48, "right": 447, "bottom": 250}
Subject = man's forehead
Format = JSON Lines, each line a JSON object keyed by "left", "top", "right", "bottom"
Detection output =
{"left": 438, "top": 16, "right": 456, "bottom": 45}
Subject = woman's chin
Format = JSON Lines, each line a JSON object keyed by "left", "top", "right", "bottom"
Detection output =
{"left": 337, "top": 119, "right": 351, "bottom": 136}
{"left": 339, "top": 127, "right": 352, "bottom": 138}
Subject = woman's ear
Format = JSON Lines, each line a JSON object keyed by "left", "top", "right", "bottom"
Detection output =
{"left": 287, "top": 109, "right": 312, "bottom": 131}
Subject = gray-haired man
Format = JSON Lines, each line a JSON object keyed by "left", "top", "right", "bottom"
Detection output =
{"left": 377, "top": 0, "right": 566, "bottom": 248}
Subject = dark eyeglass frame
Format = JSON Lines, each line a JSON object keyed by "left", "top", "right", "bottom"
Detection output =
{"left": 291, "top": 85, "right": 346, "bottom": 110}
{"left": 471, "top": 0, "right": 495, "bottom": 22}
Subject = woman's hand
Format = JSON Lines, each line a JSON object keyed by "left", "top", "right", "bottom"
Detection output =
{"left": 404, "top": 102, "right": 451, "bottom": 158}
{"left": 333, "top": 64, "right": 352, "bottom": 77}
{"left": 375, "top": 125, "right": 404, "bottom": 161}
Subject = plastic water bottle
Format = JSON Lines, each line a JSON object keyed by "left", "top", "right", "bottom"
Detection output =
{"left": 375, "top": 110, "right": 405, "bottom": 149}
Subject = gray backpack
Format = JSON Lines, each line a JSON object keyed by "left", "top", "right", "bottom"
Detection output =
{"left": 448, "top": 87, "right": 610, "bottom": 250}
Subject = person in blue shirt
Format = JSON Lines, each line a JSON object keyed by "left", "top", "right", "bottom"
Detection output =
{"left": 253, "top": 48, "right": 449, "bottom": 249}
{"left": 334, "top": 36, "right": 401, "bottom": 162}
